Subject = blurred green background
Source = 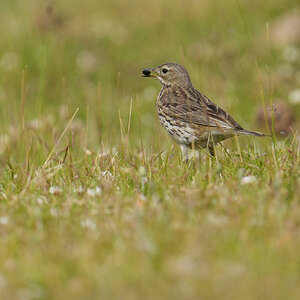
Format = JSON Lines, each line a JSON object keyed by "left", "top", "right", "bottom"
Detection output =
{"left": 0, "top": 0, "right": 299, "bottom": 157}
{"left": 0, "top": 1, "right": 300, "bottom": 300}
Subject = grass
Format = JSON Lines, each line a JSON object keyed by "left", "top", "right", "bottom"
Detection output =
{"left": 0, "top": 0, "right": 300, "bottom": 299}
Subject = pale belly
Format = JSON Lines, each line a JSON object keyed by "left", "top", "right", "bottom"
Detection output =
{"left": 157, "top": 114, "right": 231, "bottom": 148}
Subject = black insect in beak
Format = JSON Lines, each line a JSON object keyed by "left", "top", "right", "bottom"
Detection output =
{"left": 142, "top": 68, "right": 158, "bottom": 77}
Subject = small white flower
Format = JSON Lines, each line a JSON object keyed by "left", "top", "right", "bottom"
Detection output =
{"left": 111, "top": 146, "right": 118, "bottom": 155}
{"left": 27, "top": 118, "right": 40, "bottom": 129}
{"left": 81, "top": 218, "right": 96, "bottom": 230}
{"left": 49, "top": 186, "right": 62, "bottom": 195}
{"left": 138, "top": 166, "right": 146, "bottom": 177}
{"left": 101, "top": 171, "right": 114, "bottom": 181}
{"left": 288, "top": 89, "right": 300, "bottom": 105}
{"left": 87, "top": 187, "right": 102, "bottom": 197}
{"left": 0, "top": 216, "right": 9, "bottom": 225}
{"left": 83, "top": 148, "right": 92, "bottom": 155}
{"left": 138, "top": 194, "right": 147, "bottom": 203}
{"left": 74, "top": 186, "right": 84, "bottom": 194}
{"left": 36, "top": 196, "right": 47, "bottom": 205}
{"left": 141, "top": 177, "right": 148, "bottom": 185}
{"left": 240, "top": 175, "right": 257, "bottom": 185}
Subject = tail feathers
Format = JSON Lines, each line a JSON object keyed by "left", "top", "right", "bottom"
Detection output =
{"left": 235, "top": 129, "right": 270, "bottom": 137}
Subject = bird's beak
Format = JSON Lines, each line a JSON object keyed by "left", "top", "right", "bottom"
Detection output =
{"left": 142, "top": 68, "right": 159, "bottom": 77}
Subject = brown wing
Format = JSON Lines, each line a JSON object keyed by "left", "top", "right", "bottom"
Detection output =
{"left": 159, "top": 85, "right": 244, "bottom": 130}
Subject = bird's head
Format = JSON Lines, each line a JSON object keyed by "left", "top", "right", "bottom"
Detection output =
{"left": 142, "top": 62, "right": 192, "bottom": 87}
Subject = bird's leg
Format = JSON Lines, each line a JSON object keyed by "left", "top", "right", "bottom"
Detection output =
{"left": 208, "top": 145, "right": 215, "bottom": 157}
{"left": 180, "top": 144, "right": 190, "bottom": 163}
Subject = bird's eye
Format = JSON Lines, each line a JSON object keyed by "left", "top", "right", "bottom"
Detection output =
{"left": 162, "top": 68, "right": 168, "bottom": 73}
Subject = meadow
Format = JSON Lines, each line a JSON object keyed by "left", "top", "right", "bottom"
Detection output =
{"left": 0, "top": 0, "right": 299, "bottom": 299}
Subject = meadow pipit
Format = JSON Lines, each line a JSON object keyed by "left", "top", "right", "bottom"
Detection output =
{"left": 142, "top": 62, "right": 267, "bottom": 160}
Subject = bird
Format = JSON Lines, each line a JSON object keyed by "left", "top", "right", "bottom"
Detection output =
{"left": 142, "top": 62, "right": 267, "bottom": 160}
